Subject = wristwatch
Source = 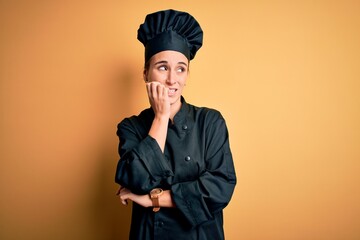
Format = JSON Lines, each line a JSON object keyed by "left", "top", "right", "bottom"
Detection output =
{"left": 149, "top": 188, "right": 163, "bottom": 212}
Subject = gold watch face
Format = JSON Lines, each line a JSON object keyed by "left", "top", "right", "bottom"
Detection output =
{"left": 151, "top": 188, "right": 163, "bottom": 196}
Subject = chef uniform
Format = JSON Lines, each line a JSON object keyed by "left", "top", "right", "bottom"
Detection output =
{"left": 115, "top": 9, "right": 237, "bottom": 240}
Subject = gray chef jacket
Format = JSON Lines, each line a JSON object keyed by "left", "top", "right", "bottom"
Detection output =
{"left": 115, "top": 97, "right": 236, "bottom": 240}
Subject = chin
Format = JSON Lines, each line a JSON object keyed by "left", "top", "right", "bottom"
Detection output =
{"left": 170, "top": 96, "right": 181, "bottom": 106}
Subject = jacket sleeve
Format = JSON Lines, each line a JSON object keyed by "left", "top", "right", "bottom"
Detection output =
{"left": 171, "top": 111, "right": 237, "bottom": 227}
{"left": 114, "top": 118, "right": 174, "bottom": 195}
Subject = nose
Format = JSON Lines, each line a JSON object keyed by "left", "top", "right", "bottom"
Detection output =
{"left": 166, "top": 70, "right": 177, "bottom": 85}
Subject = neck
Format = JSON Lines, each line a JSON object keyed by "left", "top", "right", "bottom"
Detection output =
{"left": 169, "top": 100, "right": 182, "bottom": 122}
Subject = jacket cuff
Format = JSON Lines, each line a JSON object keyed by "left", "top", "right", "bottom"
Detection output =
{"left": 171, "top": 182, "right": 212, "bottom": 227}
{"left": 134, "top": 135, "right": 173, "bottom": 180}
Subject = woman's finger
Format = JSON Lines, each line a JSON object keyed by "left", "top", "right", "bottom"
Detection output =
{"left": 116, "top": 186, "right": 124, "bottom": 195}
{"left": 117, "top": 187, "right": 130, "bottom": 206}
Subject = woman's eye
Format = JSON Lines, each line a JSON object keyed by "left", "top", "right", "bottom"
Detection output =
{"left": 177, "top": 67, "right": 185, "bottom": 72}
{"left": 159, "top": 66, "right": 167, "bottom": 71}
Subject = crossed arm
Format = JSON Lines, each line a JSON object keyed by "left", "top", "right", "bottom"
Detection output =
{"left": 116, "top": 82, "right": 175, "bottom": 208}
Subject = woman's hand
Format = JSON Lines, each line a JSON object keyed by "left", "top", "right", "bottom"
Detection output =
{"left": 116, "top": 186, "right": 152, "bottom": 208}
{"left": 146, "top": 82, "right": 170, "bottom": 120}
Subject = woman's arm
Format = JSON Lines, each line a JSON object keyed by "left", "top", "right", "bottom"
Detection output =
{"left": 146, "top": 82, "right": 170, "bottom": 152}
{"left": 117, "top": 187, "right": 176, "bottom": 208}
{"left": 115, "top": 82, "right": 174, "bottom": 194}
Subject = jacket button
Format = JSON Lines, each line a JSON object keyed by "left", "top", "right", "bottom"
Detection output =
{"left": 182, "top": 125, "right": 188, "bottom": 130}
{"left": 156, "top": 221, "right": 164, "bottom": 227}
{"left": 185, "top": 156, "right": 191, "bottom": 161}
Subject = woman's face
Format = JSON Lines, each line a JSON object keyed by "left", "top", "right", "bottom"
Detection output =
{"left": 144, "top": 50, "right": 189, "bottom": 107}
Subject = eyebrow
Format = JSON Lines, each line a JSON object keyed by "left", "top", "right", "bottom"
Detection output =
{"left": 178, "top": 61, "right": 188, "bottom": 67}
{"left": 154, "top": 60, "right": 188, "bottom": 67}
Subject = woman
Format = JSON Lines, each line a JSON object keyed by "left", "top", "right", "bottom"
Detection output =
{"left": 115, "top": 9, "right": 236, "bottom": 240}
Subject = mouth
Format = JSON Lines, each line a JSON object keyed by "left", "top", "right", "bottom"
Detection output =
{"left": 168, "top": 88, "right": 177, "bottom": 96}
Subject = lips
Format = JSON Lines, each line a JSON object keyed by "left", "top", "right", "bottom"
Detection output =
{"left": 168, "top": 88, "right": 177, "bottom": 96}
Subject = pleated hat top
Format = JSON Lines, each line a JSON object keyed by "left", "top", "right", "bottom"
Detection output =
{"left": 137, "top": 9, "right": 203, "bottom": 62}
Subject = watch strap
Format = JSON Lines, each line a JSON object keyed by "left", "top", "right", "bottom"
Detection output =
{"left": 150, "top": 188, "right": 163, "bottom": 212}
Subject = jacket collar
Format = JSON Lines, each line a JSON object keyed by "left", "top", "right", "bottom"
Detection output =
{"left": 172, "top": 96, "right": 194, "bottom": 135}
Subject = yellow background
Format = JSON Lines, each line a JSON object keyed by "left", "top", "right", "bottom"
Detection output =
{"left": 1, "top": 1, "right": 359, "bottom": 239}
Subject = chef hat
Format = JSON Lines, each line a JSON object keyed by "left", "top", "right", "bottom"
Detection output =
{"left": 137, "top": 9, "right": 203, "bottom": 62}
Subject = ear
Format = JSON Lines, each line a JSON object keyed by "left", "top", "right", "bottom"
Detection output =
{"left": 143, "top": 69, "right": 148, "bottom": 82}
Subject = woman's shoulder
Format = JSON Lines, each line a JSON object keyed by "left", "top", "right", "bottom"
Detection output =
{"left": 187, "top": 102, "right": 224, "bottom": 122}
{"left": 117, "top": 108, "right": 153, "bottom": 129}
